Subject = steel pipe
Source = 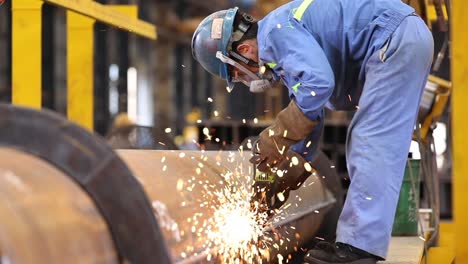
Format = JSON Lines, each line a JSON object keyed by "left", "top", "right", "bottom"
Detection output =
{"left": 118, "top": 150, "right": 336, "bottom": 262}
{"left": 0, "top": 104, "right": 339, "bottom": 263}
{"left": 0, "top": 148, "right": 118, "bottom": 264}
{"left": 0, "top": 104, "right": 171, "bottom": 264}
{"left": 0, "top": 148, "right": 336, "bottom": 263}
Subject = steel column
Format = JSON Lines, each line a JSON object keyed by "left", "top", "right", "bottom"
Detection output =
{"left": 12, "top": 0, "right": 43, "bottom": 108}
{"left": 451, "top": 0, "right": 468, "bottom": 262}
{"left": 67, "top": 12, "right": 95, "bottom": 130}
{"left": 67, "top": 6, "right": 138, "bottom": 130}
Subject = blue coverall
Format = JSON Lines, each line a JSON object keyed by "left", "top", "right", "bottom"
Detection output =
{"left": 257, "top": 0, "right": 433, "bottom": 258}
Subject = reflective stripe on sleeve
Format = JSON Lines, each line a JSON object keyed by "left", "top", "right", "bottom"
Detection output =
{"left": 292, "top": 82, "right": 301, "bottom": 92}
{"left": 293, "top": 0, "right": 314, "bottom": 21}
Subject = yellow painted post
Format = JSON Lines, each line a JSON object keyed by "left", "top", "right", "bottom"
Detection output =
{"left": 66, "top": 6, "right": 138, "bottom": 131}
{"left": 451, "top": 0, "right": 468, "bottom": 262}
{"left": 12, "top": 0, "right": 43, "bottom": 108}
{"left": 67, "top": 12, "right": 95, "bottom": 130}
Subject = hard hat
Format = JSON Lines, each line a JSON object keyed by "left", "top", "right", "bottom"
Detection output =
{"left": 192, "top": 8, "right": 238, "bottom": 87}
{"left": 192, "top": 7, "right": 260, "bottom": 88}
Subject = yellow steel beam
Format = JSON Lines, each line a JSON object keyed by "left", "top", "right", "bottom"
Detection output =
{"left": 427, "top": 5, "right": 448, "bottom": 23}
{"left": 420, "top": 75, "right": 452, "bottom": 139}
{"left": 424, "top": 247, "right": 455, "bottom": 264}
{"left": 44, "top": 0, "right": 156, "bottom": 39}
{"left": 451, "top": 0, "right": 468, "bottom": 262}
{"left": 12, "top": 0, "right": 43, "bottom": 108}
{"left": 424, "top": 1, "right": 448, "bottom": 29}
{"left": 67, "top": 5, "right": 138, "bottom": 131}
{"left": 108, "top": 5, "right": 138, "bottom": 18}
{"left": 67, "top": 12, "right": 95, "bottom": 130}
{"left": 12, "top": 0, "right": 154, "bottom": 126}
{"left": 422, "top": 223, "right": 455, "bottom": 264}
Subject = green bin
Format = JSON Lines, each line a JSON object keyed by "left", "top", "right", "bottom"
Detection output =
{"left": 392, "top": 159, "right": 420, "bottom": 236}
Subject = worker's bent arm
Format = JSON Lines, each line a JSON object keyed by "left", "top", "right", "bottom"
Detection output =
{"left": 259, "top": 17, "right": 335, "bottom": 122}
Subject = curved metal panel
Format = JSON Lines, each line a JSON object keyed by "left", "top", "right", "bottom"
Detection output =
{"left": 0, "top": 148, "right": 117, "bottom": 264}
{"left": 0, "top": 104, "right": 171, "bottom": 264}
{"left": 118, "top": 150, "right": 336, "bottom": 263}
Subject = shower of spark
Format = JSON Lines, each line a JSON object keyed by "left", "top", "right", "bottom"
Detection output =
{"left": 175, "top": 151, "right": 280, "bottom": 263}
{"left": 203, "top": 185, "right": 271, "bottom": 263}
{"left": 174, "top": 148, "right": 309, "bottom": 263}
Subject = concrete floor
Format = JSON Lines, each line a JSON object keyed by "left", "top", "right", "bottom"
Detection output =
{"left": 383, "top": 237, "right": 424, "bottom": 264}
{"left": 290, "top": 236, "right": 424, "bottom": 263}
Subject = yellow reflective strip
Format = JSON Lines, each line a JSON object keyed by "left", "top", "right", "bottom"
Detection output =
{"left": 292, "top": 82, "right": 301, "bottom": 92}
{"left": 293, "top": 0, "right": 314, "bottom": 21}
{"left": 266, "top": 62, "right": 277, "bottom": 68}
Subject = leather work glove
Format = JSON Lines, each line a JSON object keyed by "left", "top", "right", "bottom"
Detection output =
{"left": 251, "top": 149, "right": 313, "bottom": 213}
{"left": 252, "top": 100, "right": 318, "bottom": 173}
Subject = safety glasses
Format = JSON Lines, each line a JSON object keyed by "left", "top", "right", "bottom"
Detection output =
{"left": 216, "top": 51, "right": 261, "bottom": 87}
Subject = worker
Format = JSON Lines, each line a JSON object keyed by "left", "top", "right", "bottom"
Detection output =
{"left": 191, "top": 0, "right": 433, "bottom": 263}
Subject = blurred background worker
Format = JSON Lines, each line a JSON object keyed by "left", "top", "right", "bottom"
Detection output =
{"left": 192, "top": 0, "right": 434, "bottom": 263}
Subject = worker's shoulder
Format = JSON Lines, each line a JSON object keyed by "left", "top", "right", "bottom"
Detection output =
{"left": 257, "top": 1, "right": 300, "bottom": 46}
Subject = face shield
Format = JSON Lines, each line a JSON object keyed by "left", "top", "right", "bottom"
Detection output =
{"left": 216, "top": 51, "right": 278, "bottom": 93}
{"left": 216, "top": 51, "right": 261, "bottom": 88}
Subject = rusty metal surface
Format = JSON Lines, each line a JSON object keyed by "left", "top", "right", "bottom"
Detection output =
{"left": 118, "top": 150, "right": 336, "bottom": 263}
{"left": 0, "top": 148, "right": 118, "bottom": 264}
